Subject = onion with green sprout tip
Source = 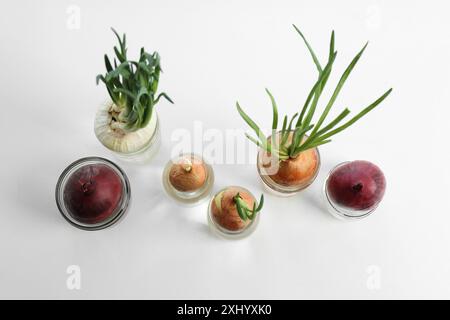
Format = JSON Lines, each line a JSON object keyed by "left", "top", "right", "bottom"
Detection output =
{"left": 211, "top": 187, "right": 264, "bottom": 231}
{"left": 169, "top": 155, "right": 207, "bottom": 192}
{"left": 95, "top": 28, "right": 173, "bottom": 154}
{"left": 236, "top": 25, "right": 392, "bottom": 187}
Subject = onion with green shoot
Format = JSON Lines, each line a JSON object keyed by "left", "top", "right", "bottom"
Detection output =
{"left": 211, "top": 187, "right": 264, "bottom": 231}
{"left": 95, "top": 28, "right": 173, "bottom": 155}
{"left": 169, "top": 155, "right": 207, "bottom": 192}
{"left": 236, "top": 25, "right": 392, "bottom": 188}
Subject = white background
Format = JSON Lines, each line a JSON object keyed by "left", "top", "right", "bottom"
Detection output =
{"left": 1, "top": 0, "right": 449, "bottom": 299}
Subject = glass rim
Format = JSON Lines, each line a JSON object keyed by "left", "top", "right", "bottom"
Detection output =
{"left": 207, "top": 185, "right": 260, "bottom": 239}
{"left": 256, "top": 146, "right": 321, "bottom": 194}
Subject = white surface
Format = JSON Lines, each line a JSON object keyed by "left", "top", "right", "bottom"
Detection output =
{"left": 1, "top": 0, "right": 449, "bottom": 299}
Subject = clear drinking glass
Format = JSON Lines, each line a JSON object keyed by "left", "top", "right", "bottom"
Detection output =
{"left": 162, "top": 153, "right": 214, "bottom": 206}
{"left": 55, "top": 157, "right": 131, "bottom": 230}
{"left": 257, "top": 132, "right": 321, "bottom": 197}
{"left": 94, "top": 103, "right": 161, "bottom": 164}
{"left": 207, "top": 186, "right": 260, "bottom": 240}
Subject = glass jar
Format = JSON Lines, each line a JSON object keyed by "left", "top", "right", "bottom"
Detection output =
{"left": 207, "top": 186, "right": 260, "bottom": 240}
{"left": 257, "top": 132, "right": 321, "bottom": 197}
{"left": 113, "top": 116, "right": 161, "bottom": 164}
{"left": 323, "top": 161, "right": 385, "bottom": 220}
{"left": 94, "top": 103, "right": 161, "bottom": 164}
{"left": 162, "top": 153, "right": 214, "bottom": 206}
{"left": 55, "top": 157, "right": 131, "bottom": 230}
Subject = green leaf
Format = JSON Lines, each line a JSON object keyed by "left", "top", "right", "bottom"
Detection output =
{"left": 311, "top": 42, "right": 368, "bottom": 137}
{"left": 104, "top": 54, "right": 113, "bottom": 72}
{"left": 245, "top": 133, "right": 264, "bottom": 149}
{"left": 151, "top": 67, "right": 161, "bottom": 93}
{"left": 255, "top": 194, "right": 264, "bottom": 213}
{"left": 111, "top": 28, "right": 127, "bottom": 58}
{"left": 105, "top": 62, "right": 130, "bottom": 81}
{"left": 113, "top": 88, "right": 136, "bottom": 100}
{"left": 96, "top": 74, "right": 105, "bottom": 85}
{"left": 280, "top": 115, "right": 288, "bottom": 144}
{"left": 247, "top": 194, "right": 264, "bottom": 220}
{"left": 318, "top": 88, "right": 392, "bottom": 141}
{"left": 141, "top": 102, "right": 154, "bottom": 128}
{"left": 302, "top": 109, "right": 350, "bottom": 148}
{"left": 236, "top": 102, "right": 268, "bottom": 148}
{"left": 301, "top": 52, "right": 336, "bottom": 131}
{"left": 314, "top": 108, "right": 350, "bottom": 137}
{"left": 288, "top": 113, "right": 299, "bottom": 131}
{"left": 299, "top": 138, "right": 332, "bottom": 151}
{"left": 265, "top": 88, "right": 278, "bottom": 131}
{"left": 245, "top": 133, "right": 284, "bottom": 158}
{"left": 111, "top": 28, "right": 122, "bottom": 46}
{"left": 155, "top": 92, "right": 174, "bottom": 104}
{"left": 293, "top": 24, "right": 322, "bottom": 73}
{"left": 234, "top": 195, "right": 248, "bottom": 221}
{"left": 131, "top": 87, "right": 151, "bottom": 127}
{"left": 114, "top": 46, "right": 125, "bottom": 63}
{"left": 296, "top": 83, "right": 315, "bottom": 128}
{"left": 139, "top": 47, "right": 145, "bottom": 62}
{"left": 289, "top": 124, "right": 314, "bottom": 157}
{"left": 250, "top": 203, "right": 257, "bottom": 218}
{"left": 329, "top": 31, "right": 335, "bottom": 62}
{"left": 281, "top": 113, "right": 298, "bottom": 147}
{"left": 296, "top": 51, "right": 337, "bottom": 129}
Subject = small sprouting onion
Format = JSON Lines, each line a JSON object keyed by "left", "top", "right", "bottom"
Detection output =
{"left": 234, "top": 193, "right": 264, "bottom": 221}
{"left": 168, "top": 156, "right": 207, "bottom": 192}
{"left": 94, "top": 28, "right": 173, "bottom": 153}
{"left": 211, "top": 187, "right": 264, "bottom": 232}
{"left": 236, "top": 25, "right": 392, "bottom": 161}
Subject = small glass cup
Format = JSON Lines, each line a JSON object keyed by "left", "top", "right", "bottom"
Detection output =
{"left": 55, "top": 157, "right": 131, "bottom": 230}
{"left": 323, "top": 161, "right": 383, "bottom": 220}
{"left": 113, "top": 114, "right": 161, "bottom": 164}
{"left": 207, "top": 186, "right": 260, "bottom": 240}
{"left": 257, "top": 132, "right": 321, "bottom": 197}
{"left": 162, "top": 153, "right": 214, "bottom": 206}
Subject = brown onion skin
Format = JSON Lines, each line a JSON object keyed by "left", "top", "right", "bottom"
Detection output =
{"left": 269, "top": 149, "right": 318, "bottom": 186}
{"left": 211, "top": 187, "right": 254, "bottom": 231}
{"left": 63, "top": 164, "right": 123, "bottom": 224}
{"left": 169, "top": 157, "right": 207, "bottom": 192}
{"left": 261, "top": 132, "right": 319, "bottom": 186}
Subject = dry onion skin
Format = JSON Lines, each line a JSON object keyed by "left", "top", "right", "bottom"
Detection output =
{"left": 261, "top": 133, "right": 319, "bottom": 186}
{"left": 169, "top": 156, "right": 207, "bottom": 192}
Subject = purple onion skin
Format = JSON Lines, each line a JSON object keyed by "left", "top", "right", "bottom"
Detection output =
{"left": 63, "top": 164, "right": 123, "bottom": 224}
{"left": 327, "top": 160, "right": 386, "bottom": 210}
